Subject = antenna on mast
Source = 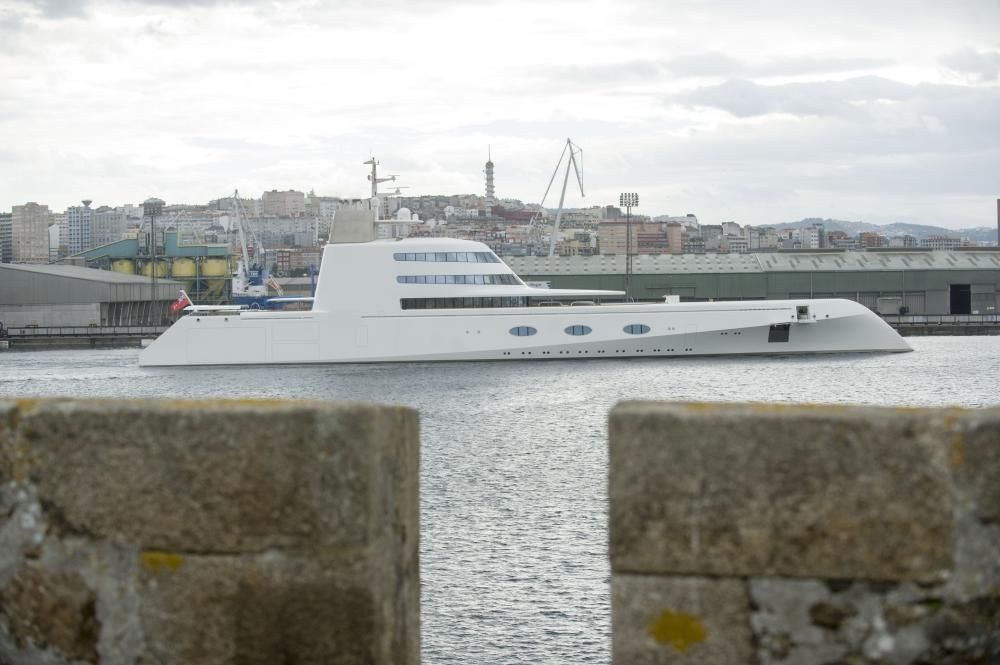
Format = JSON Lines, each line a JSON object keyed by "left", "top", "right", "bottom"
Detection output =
{"left": 364, "top": 157, "right": 397, "bottom": 199}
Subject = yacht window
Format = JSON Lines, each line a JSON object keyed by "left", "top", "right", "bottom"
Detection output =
{"left": 400, "top": 296, "right": 529, "bottom": 310}
{"left": 510, "top": 326, "right": 537, "bottom": 337}
{"left": 564, "top": 325, "right": 592, "bottom": 336}
{"left": 624, "top": 324, "right": 651, "bottom": 335}
{"left": 396, "top": 274, "right": 519, "bottom": 285}
{"left": 393, "top": 251, "right": 501, "bottom": 263}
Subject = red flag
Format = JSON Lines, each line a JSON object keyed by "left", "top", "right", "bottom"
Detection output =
{"left": 169, "top": 291, "right": 192, "bottom": 314}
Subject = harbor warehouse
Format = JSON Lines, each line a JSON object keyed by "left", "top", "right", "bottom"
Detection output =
{"left": 506, "top": 249, "right": 1000, "bottom": 316}
{"left": 0, "top": 263, "right": 181, "bottom": 327}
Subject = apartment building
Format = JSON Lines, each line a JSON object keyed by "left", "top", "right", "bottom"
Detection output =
{"left": 11, "top": 202, "right": 50, "bottom": 263}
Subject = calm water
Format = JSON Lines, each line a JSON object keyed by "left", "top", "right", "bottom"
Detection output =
{"left": 2, "top": 337, "right": 999, "bottom": 664}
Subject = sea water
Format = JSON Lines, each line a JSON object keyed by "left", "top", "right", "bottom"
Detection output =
{"left": 2, "top": 336, "right": 998, "bottom": 664}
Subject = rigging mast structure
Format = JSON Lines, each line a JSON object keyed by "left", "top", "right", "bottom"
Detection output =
{"left": 526, "top": 138, "right": 584, "bottom": 257}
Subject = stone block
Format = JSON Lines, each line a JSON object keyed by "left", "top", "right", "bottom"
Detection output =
{"left": 612, "top": 573, "right": 752, "bottom": 664}
{"left": 0, "top": 565, "right": 99, "bottom": 662}
{"left": 17, "top": 399, "right": 419, "bottom": 555}
{"left": 136, "top": 551, "right": 397, "bottom": 665}
{"left": 0, "top": 400, "right": 15, "bottom": 484}
{"left": 953, "top": 409, "right": 1000, "bottom": 524}
{"left": 609, "top": 402, "right": 954, "bottom": 581}
{"left": 0, "top": 398, "right": 420, "bottom": 665}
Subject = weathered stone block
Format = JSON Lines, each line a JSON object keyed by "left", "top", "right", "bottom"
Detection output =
{"left": 612, "top": 573, "right": 752, "bottom": 664}
{"left": 17, "top": 399, "right": 419, "bottom": 555}
{"left": 953, "top": 410, "right": 1000, "bottom": 524}
{"left": 0, "top": 565, "right": 99, "bottom": 662}
{"left": 0, "top": 398, "right": 420, "bottom": 665}
{"left": 0, "top": 400, "right": 16, "bottom": 484}
{"left": 136, "top": 551, "right": 392, "bottom": 665}
{"left": 609, "top": 402, "right": 954, "bottom": 581}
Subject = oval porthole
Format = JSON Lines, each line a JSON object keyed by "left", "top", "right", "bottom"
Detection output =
{"left": 509, "top": 326, "right": 537, "bottom": 337}
{"left": 564, "top": 325, "right": 592, "bottom": 336}
{"left": 624, "top": 324, "right": 650, "bottom": 335}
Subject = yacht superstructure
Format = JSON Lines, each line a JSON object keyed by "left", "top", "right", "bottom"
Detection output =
{"left": 138, "top": 237, "right": 911, "bottom": 366}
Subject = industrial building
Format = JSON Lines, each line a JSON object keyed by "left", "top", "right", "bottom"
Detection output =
{"left": 73, "top": 230, "right": 232, "bottom": 304}
{"left": 0, "top": 263, "right": 181, "bottom": 328}
{"left": 505, "top": 248, "right": 1000, "bottom": 316}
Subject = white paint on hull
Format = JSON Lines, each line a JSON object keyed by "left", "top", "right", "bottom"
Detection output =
{"left": 139, "top": 238, "right": 911, "bottom": 367}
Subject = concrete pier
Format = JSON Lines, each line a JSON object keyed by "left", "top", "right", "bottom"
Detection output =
{"left": 609, "top": 402, "right": 1000, "bottom": 664}
{"left": 0, "top": 398, "right": 420, "bottom": 665}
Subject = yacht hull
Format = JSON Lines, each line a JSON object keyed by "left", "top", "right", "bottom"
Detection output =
{"left": 139, "top": 298, "right": 911, "bottom": 367}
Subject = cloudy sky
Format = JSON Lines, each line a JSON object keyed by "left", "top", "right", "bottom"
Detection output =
{"left": 2, "top": 0, "right": 999, "bottom": 229}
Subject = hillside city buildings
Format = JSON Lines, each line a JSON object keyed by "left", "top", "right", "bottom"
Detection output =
{"left": 1, "top": 185, "right": 993, "bottom": 275}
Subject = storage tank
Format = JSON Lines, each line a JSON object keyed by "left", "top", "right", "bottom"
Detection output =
{"left": 170, "top": 258, "right": 197, "bottom": 279}
{"left": 200, "top": 257, "right": 231, "bottom": 301}
{"left": 170, "top": 257, "right": 197, "bottom": 293}
{"left": 140, "top": 260, "right": 167, "bottom": 278}
{"left": 111, "top": 259, "right": 135, "bottom": 275}
{"left": 201, "top": 258, "right": 229, "bottom": 277}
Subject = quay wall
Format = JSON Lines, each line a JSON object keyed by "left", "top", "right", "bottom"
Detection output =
{"left": 609, "top": 402, "right": 1000, "bottom": 664}
{"left": 0, "top": 398, "right": 420, "bottom": 665}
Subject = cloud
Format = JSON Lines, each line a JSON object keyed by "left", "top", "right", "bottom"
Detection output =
{"left": 1, "top": 0, "right": 997, "bottom": 229}
{"left": 29, "top": 0, "right": 87, "bottom": 18}
{"left": 675, "top": 76, "right": 916, "bottom": 118}
{"left": 940, "top": 48, "right": 1000, "bottom": 81}
{"left": 518, "top": 53, "right": 896, "bottom": 95}
{"left": 665, "top": 53, "right": 894, "bottom": 79}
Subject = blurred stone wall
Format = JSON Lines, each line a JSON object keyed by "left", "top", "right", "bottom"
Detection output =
{"left": 609, "top": 402, "right": 999, "bottom": 665}
{"left": 0, "top": 398, "right": 420, "bottom": 665}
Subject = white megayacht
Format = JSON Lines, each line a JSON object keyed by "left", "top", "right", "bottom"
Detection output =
{"left": 139, "top": 237, "right": 911, "bottom": 366}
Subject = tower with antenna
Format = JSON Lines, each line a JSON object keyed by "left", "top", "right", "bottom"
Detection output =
{"left": 364, "top": 157, "right": 397, "bottom": 199}
{"left": 484, "top": 146, "right": 495, "bottom": 210}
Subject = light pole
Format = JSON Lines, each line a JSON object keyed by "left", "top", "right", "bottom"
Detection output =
{"left": 619, "top": 192, "right": 638, "bottom": 300}
{"left": 143, "top": 198, "right": 165, "bottom": 324}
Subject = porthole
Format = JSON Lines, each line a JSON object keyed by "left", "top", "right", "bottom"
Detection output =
{"left": 623, "top": 324, "right": 650, "bottom": 335}
{"left": 509, "top": 326, "right": 537, "bottom": 337}
{"left": 564, "top": 325, "right": 592, "bottom": 336}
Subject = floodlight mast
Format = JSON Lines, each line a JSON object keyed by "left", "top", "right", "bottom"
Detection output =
{"left": 619, "top": 192, "right": 639, "bottom": 300}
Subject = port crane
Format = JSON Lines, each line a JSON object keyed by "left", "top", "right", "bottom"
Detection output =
{"left": 527, "top": 138, "right": 584, "bottom": 257}
{"left": 229, "top": 189, "right": 269, "bottom": 304}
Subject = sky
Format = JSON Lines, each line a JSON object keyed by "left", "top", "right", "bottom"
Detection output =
{"left": 1, "top": 0, "right": 999, "bottom": 229}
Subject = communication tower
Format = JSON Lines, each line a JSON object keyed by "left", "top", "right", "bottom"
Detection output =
{"left": 484, "top": 146, "right": 495, "bottom": 209}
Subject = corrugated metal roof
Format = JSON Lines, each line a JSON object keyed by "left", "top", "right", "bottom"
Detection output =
{"left": 504, "top": 250, "right": 1000, "bottom": 274}
{"left": 0, "top": 263, "right": 182, "bottom": 284}
{"left": 0, "top": 263, "right": 182, "bottom": 305}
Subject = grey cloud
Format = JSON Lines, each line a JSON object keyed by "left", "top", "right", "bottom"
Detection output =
{"left": 676, "top": 76, "right": 918, "bottom": 118}
{"left": 940, "top": 48, "right": 1000, "bottom": 81}
{"left": 542, "top": 60, "right": 671, "bottom": 86}
{"left": 665, "top": 52, "right": 742, "bottom": 77}
{"left": 29, "top": 0, "right": 87, "bottom": 17}
{"left": 17, "top": 0, "right": 265, "bottom": 19}
{"left": 751, "top": 56, "right": 894, "bottom": 77}
{"left": 665, "top": 52, "right": 893, "bottom": 78}
{"left": 522, "top": 53, "right": 894, "bottom": 93}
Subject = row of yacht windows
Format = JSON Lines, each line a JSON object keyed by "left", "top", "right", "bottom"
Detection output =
{"left": 393, "top": 252, "right": 501, "bottom": 263}
{"left": 400, "top": 297, "right": 529, "bottom": 310}
{"left": 396, "top": 274, "right": 520, "bottom": 285}
{"left": 510, "top": 324, "right": 652, "bottom": 337}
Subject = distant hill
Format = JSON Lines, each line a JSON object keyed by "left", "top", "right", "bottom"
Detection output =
{"left": 779, "top": 218, "right": 998, "bottom": 243}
